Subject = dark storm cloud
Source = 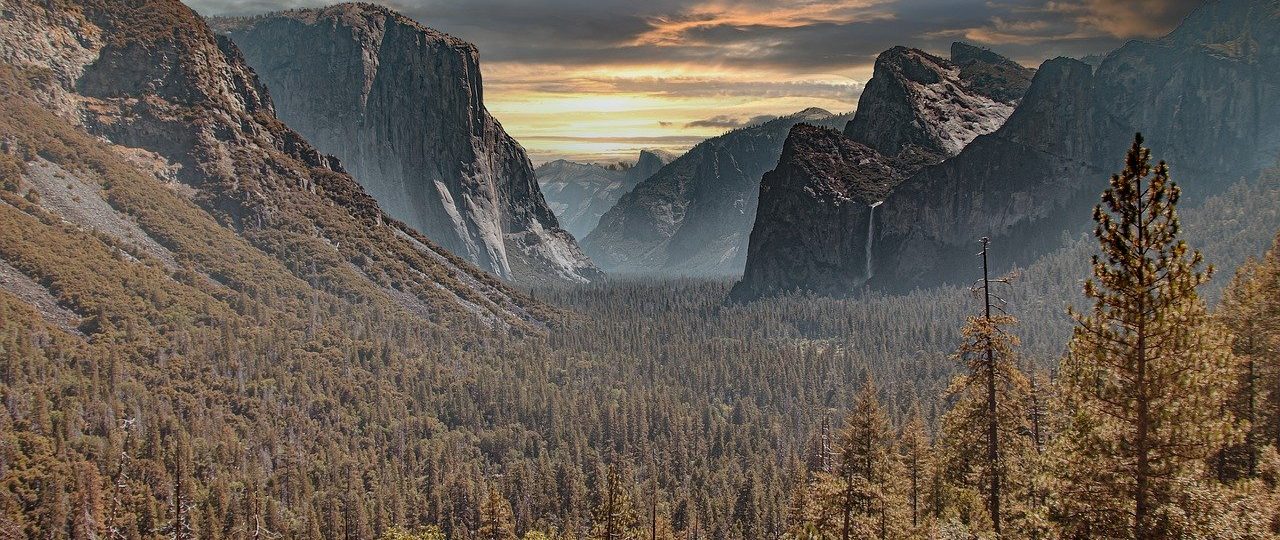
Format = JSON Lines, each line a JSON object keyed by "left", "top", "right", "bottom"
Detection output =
{"left": 184, "top": 0, "right": 1204, "bottom": 72}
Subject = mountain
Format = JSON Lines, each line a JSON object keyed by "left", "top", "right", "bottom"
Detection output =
{"left": 0, "top": 0, "right": 551, "bottom": 332}
{"left": 212, "top": 4, "right": 601, "bottom": 285}
{"left": 583, "top": 108, "right": 854, "bottom": 276}
{"left": 865, "top": 0, "right": 1280, "bottom": 292}
{"left": 535, "top": 149, "right": 675, "bottom": 238}
{"left": 735, "top": 0, "right": 1280, "bottom": 299}
{"left": 843, "top": 46, "right": 1023, "bottom": 163}
{"left": 729, "top": 125, "right": 906, "bottom": 300}
{"left": 733, "top": 44, "right": 1030, "bottom": 299}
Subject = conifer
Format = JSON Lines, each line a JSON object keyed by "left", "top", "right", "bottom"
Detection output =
{"left": 479, "top": 485, "right": 518, "bottom": 540}
{"left": 898, "top": 404, "right": 932, "bottom": 534}
{"left": 829, "top": 378, "right": 897, "bottom": 540}
{"left": 1053, "top": 133, "right": 1236, "bottom": 538}
{"left": 937, "top": 311, "right": 1033, "bottom": 535}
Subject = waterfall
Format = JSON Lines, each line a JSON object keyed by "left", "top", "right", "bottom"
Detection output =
{"left": 865, "top": 201, "right": 883, "bottom": 281}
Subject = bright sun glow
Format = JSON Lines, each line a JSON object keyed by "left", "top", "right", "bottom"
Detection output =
{"left": 483, "top": 62, "right": 867, "bottom": 164}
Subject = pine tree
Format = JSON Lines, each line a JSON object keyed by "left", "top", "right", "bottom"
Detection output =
{"left": 828, "top": 378, "right": 897, "bottom": 540}
{"left": 898, "top": 404, "right": 931, "bottom": 535}
{"left": 936, "top": 312, "right": 1033, "bottom": 535}
{"left": 1217, "top": 258, "right": 1269, "bottom": 481}
{"left": 1052, "top": 133, "right": 1236, "bottom": 539}
{"left": 478, "top": 485, "right": 518, "bottom": 540}
{"left": 168, "top": 432, "right": 194, "bottom": 540}
{"left": 591, "top": 464, "right": 637, "bottom": 540}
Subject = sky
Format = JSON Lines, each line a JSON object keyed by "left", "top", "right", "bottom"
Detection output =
{"left": 184, "top": 0, "right": 1203, "bottom": 164}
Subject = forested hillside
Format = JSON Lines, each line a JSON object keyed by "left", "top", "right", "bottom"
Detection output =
{"left": 5, "top": 113, "right": 1280, "bottom": 538}
{"left": 3, "top": 0, "right": 1280, "bottom": 539}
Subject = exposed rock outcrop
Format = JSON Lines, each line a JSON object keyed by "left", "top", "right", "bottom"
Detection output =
{"left": 844, "top": 46, "right": 1022, "bottom": 162}
{"left": 730, "top": 125, "right": 905, "bottom": 300}
{"left": 736, "top": 0, "right": 1280, "bottom": 299}
{"left": 0, "top": 0, "right": 551, "bottom": 329}
{"left": 734, "top": 44, "right": 1030, "bottom": 299}
{"left": 950, "top": 42, "right": 1036, "bottom": 103}
{"left": 583, "top": 108, "right": 853, "bottom": 276}
{"left": 536, "top": 149, "right": 675, "bottom": 239}
{"left": 214, "top": 4, "right": 601, "bottom": 285}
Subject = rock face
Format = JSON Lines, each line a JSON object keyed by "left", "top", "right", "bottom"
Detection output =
{"left": 0, "top": 0, "right": 551, "bottom": 328}
{"left": 214, "top": 4, "right": 601, "bottom": 285}
{"left": 950, "top": 42, "right": 1036, "bottom": 103}
{"left": 737, "top": 0, "right": 1280, "bottom": 299}
{"left": 734, "top": 44, "right": 1029, "bottom": 299}
{"left": 730, "top": 125, "right": 905, "bottom": 300}
{"left": 843, "top": 46, "right": 1020, "bottom": 162}
{"left": 536, "top": 149, "right": 675, "bottom": 239}
{"left": 869, "top": 0, "right": 1280, "bottom": 291}
{"left": 583, "top": 108, "right": 853, "bottom": 276}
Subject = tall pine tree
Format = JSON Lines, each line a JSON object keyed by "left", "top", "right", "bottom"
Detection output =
{"left": 1052, "top": 134, "right": 1235, "bottom": 539}
{"left": 937, "top": 311, "right": 1034, "bottom": 535}
{"left": 828, "top": 378, "right": 900, "bottom": 540}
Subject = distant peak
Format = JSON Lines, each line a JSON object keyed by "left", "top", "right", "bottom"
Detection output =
{"left": 638, "top": 148, "right": 677, "bottom": 164}
{"left": 950, "top": 41, "right": 1025, "bottom": 69}
{"left": 792, "top": 107, "right": 834, "bottom": 120}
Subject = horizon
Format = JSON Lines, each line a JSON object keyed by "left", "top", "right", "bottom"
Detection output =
{"left": 186, "top": 0, "right": 1201, "bottom": 163}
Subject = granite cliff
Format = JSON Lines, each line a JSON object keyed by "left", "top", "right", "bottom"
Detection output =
{"left": 0, "top": 0, "right": 550, "bottom": 328}
{"left": 583, "top": 108, "right": 853, "bottom": 276}
{"left": 214, "top": 4, "right": 601, "bottom": 285}
{"left": 734, "top": 44, "right": 1029, "bottom": 298}
{"left": 736, "top": 0, "right": 1280, "bottom": 298}
{"left": 868, "top": 0, "right": 1280, "bottom": 292}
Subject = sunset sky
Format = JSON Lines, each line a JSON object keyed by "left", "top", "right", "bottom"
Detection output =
{"left": 186, "top": 0, "right": 1202, "bottom": 164}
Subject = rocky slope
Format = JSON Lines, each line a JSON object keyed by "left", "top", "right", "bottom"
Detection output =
{"left": 737, "top": 0, "right": 1280, "bottom": 298}
{"left": 535, "top": 149, "right": 675, "bottom": 238}
{"left": 0, "top": 0, "right": 551, "bottom": 329}
{"left": 843, "top": 46, "right": 1022, "bottom": 162}
{"left": 583, "top": 108, "right": 853, "bottom": 276}
{"left": 734, "top": 44, "right": 1029, "bottom": 298}
{"left": 730, "top": 125, "right": 905, "bottom": 299}
{"left": 213, "top": 4, "right": 601, "bottom": 285}
{"left": 868, "top": 0, "right": 1280, "bottom": 291}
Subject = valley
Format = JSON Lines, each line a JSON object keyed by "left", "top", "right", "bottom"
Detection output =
{"left": 2, "top": 0, "right": 1280, "bottom": 538}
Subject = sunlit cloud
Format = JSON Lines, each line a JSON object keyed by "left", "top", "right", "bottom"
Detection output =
{"left": 185, "top": 0, "right": 1202, "bottom": 163}
{"left": 636, "top": 0, "right": 896, "bottom": 46}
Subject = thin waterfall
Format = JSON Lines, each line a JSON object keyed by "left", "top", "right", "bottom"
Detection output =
{"left": 865, "top": 201, "right": 883, "bottom": 281}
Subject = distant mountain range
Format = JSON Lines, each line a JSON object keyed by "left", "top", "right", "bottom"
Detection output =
{"left": 582, "top": 108, "right": 854, "bottom": 276}
{"left": 213, "top": 4, "right": 601, "bottom": 285}
{"left": 535, "top": 149, "right": 675, "bottom": 239}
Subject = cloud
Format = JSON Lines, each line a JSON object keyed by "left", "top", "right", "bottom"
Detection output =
{"left": 487, "top": 74, "right": 862, "bottom": 101}
{"left": 185, "top": 0, "right": 1201, "bottom": 162}
{"left": 685, "top": 114, "right": 778, "bottom": 129}
{"left": 186, "top": 0, "right": 1181, "bottom": 73}
{"left": 1046, "top": 0, "right": 1202, "bottom": 38}
{"left": 519, "top": 134, "right": 710, "bottom": 145}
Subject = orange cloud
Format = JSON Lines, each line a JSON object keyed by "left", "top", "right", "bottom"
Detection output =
{"left": 635, "top": 0, "right": 896, "bottom": 46}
